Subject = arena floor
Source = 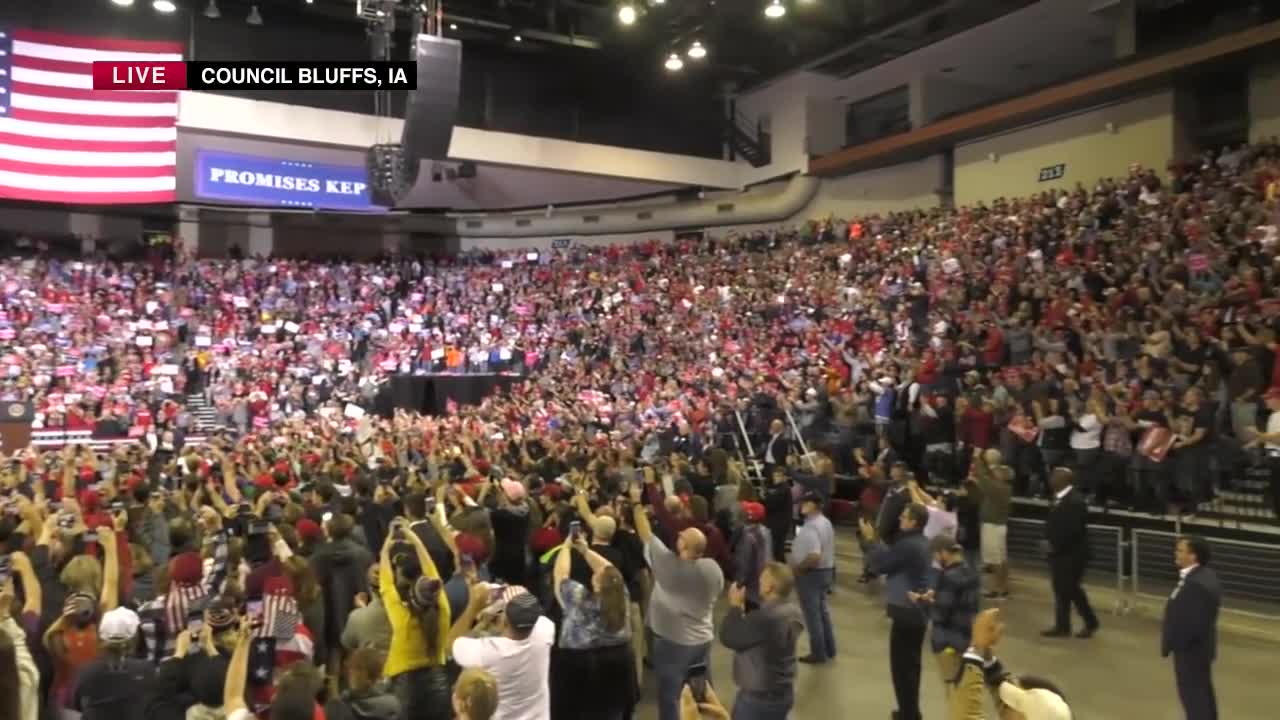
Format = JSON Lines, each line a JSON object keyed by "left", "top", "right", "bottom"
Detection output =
{"left": 633, "top": 531, "right": 1276, "bottom": 719}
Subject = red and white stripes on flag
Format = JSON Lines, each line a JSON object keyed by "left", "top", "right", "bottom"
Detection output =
{"left": 0, "top": 28, "right": 182, "bottom": 204}
{"left": 256, "top": 586, "right": 302, "bottom": 642}
{"left": 164, "top": 582, "right": 207, "bottom": 636}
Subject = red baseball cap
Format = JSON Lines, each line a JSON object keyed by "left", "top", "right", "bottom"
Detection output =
{"left": 740, "top": 501, "right": 766, "bottom": 523}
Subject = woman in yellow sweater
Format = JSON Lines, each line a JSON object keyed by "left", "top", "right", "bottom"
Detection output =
{"left": 380, "top": 517, "right": 453, "bottom": 720}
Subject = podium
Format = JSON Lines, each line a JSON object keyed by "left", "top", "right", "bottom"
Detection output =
{"left": 0, "top": 402, "right": 33, "bottom": 453}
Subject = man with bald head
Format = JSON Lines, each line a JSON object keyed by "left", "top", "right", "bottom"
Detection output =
{"left": 631, "top": 485, "right": 725, "bottom": 720}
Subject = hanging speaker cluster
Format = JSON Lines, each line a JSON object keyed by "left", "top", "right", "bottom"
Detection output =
{"left": 366, "top": 143, "right": 418, "bottom": 207}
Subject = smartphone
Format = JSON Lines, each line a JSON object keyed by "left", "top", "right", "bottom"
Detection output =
{"left": 460, "top": 553, "right": 476, "bottom": 575}
{"left": 0, "top": 556, "right": 11, "bottom": 588}
{"left": 424, "top": 496, "right": 437, "bottom": 514}
{"left": 568, "top": 520, "right": 582, "bottom": 541}
{"left": 83, "top": 530, "right": 98, "bottom": 544}
{"left": 686, "top": 663, "right": 710, "bottom": 704}
{"left": 248, "top": 519, "right": 271, "bottom": 536}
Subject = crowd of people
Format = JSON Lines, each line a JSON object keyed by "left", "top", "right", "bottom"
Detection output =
{"left": 0, "top": 135, "right": 1276, "bottom": 720}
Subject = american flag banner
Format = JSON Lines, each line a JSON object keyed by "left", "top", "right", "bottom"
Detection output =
{"left": 0, "top": 28, "right": 181, "bottom": 204}
{"left": 255, "top": 582, "right": 302, "bottom": 641}
{"left": 164, "top": 582, "right": 208, "bottom": 638}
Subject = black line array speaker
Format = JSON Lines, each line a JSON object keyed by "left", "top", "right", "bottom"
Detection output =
{"left": 401, "top": 34, "right": 462, "bottom": 163}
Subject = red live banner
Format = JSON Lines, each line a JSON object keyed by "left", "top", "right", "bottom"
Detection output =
{"left": 91, "top": 61, "right": 417, "bottom": 90}
{"left": 92, "top": 61, "right": 188, "bottom": 90}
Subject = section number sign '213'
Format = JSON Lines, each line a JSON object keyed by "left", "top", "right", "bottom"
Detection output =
{"left": 194, "top": 151, "right": 385, "bottom": 211}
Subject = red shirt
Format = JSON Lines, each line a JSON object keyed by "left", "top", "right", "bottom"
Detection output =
{"left": 960, "top": 407, "right": 995, "bottom": 449}
{"left": 982, "top": 328, "right": 1004, "bottom": 365}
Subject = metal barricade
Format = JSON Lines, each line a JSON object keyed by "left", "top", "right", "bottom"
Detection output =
{"left": 1132, "top": 529, "right": 1280, "bottom": 618}
{"left": 1007, "top": 518, "right": 1127, "bottom": 614}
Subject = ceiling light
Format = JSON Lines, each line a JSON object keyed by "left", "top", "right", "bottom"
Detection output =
{"left": 513, "top": 34, "right": 523, "bottom": 42}
{"left": 203, "top": 0, "right": 220, "bottom": 18}
{"left": 664, "top": 53, "right": 683, "bottom": 71}
{"left": 247, "top": 3, "right": 263, "bottom": 25}
{"left": 450, "top": 23, "right": 458, "bottom": 30}
{"left": 687, "top": 40, "right": 707, "bottom": 60}
{"left": 110, "top": 0, "right": 135, "bottom": 6}
{"left": 764, "top": 0, "right": 786, "bottom": 19}
{"left": 618, "top": 5, "right": 638, "bottom": 26}
{"left": 152, "top": 0, "right": 176, "bottom": 12}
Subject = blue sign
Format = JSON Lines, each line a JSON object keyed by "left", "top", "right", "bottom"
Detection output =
{"left": 194, "top": 151, "right": 383, "bottom": 211}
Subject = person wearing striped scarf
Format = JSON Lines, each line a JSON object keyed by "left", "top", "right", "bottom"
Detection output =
{"left": 140, "top": 510, "right": 229, "bottom": 665}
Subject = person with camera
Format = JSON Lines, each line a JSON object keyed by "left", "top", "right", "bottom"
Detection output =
{"left": 717, "top": 562, "right": 803, "bottom": 720}
{"left": 67, "top": 604, "right": 152, "bottom": 720}
{"left": 449, "top": 581, "right": 554, "bottom": 720}
{"left": 629, "top": 484, "right": 723, "bottom": 720}
{"left": 551, "top": 526, "right": 636, "bottom": 719}
{"left": 379, "top": 517, "right": 452, "bottom": 720}
{"left": 0, "top": 549, "right": 41, "bottom": 720}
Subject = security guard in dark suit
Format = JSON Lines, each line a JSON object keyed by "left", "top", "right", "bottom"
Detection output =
{"left": 1162, "top": 535, "right": 1222, "bottom": 720}
{"left": 1042, "top": 468, "right": 1100, "bottom": 638}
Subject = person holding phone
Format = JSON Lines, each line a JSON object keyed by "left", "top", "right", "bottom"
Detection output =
{"left": 379, "top": 517, "right": 452, "bottom": 720}
{"left": 630, "top": 485, "right": 724, "bottom": 720}
{"left": 717, "top": 563, "right": 803, "bottom": 720}
{"left": 550, "top": 528, "right": 636, "bottom": 719}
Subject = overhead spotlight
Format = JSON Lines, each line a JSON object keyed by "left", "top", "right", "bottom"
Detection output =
{"left": 764, "top": 0, "right": 786, "bottom": 19}
{"left": 652, "top": 0, "right": 666, "bottom": 4}
{"left": 110, "top": 0, "right": 135, "bottom": 6}
{"left": 152, "top": 0, "right": 176, "bottom": 12}
{"left": 246, "top": 3, "right": 263, "bottom": 25}
{"left": 664, "top": 52, "right": 683, "bottom": 71}
{"left": 618, "top": 4, "right": 637, "bottom": 25}
{"left": 513, "top": 34, "right": 523, "bottom": 42}
{"left": 203, "top": 0, "right": 220, "bottom": 18}
{"left": 687, "top": 40, "right": 707, "bottom": 60}
{"left": 450, "top": 23, "right": 458, "bottom": 30}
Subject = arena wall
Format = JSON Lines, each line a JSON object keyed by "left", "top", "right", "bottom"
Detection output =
{"left": 1250, "top": 59, "right": 1280, "bottom": 143}
{"left": 953, "top": 91, "right": 1175, "bottom": 207}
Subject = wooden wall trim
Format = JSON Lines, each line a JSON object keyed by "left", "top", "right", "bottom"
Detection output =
{"left": 809, "top": 21, "right": 1280, "bottom": 176}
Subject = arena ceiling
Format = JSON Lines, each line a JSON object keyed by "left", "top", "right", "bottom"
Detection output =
{"left": 196, "top": 0, "right": 1047, "bottom": 88}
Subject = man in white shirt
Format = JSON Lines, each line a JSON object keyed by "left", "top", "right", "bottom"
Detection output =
{"left": 451, "top": 590, "right": 554, "bottom": 720}
{"left": 1247, "top": 388, "right": 1280, "bottom": 523}
{"left": 1069, "top": 401, "right": 1103, "bottom": 491}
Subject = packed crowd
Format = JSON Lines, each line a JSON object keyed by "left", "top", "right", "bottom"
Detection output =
{"left": 0, "top": 137, "right": 1276, "bottom": 720}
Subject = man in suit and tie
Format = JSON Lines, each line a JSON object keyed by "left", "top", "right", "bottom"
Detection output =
{"left": 759, "top": 418, "right": 793, "bottom": 479}
{"left": 1042, "top": 467, "right": 1100, "bottom": 638}
{"left": 1162, "top": 535, "right": 1221, "bottom": 720}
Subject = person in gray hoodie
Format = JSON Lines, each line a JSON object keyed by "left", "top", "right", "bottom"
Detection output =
{"left": 718, "top": 562, "right": 804, "bottom": 720}
{"left": 861, "top": 502, "right": 931, "bottom": 720}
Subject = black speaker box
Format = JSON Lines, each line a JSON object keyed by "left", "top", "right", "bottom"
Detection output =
{"left": 401, "top": 34, "right": 462, "bottom": 162}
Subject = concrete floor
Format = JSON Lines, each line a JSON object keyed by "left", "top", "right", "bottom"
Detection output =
{"left": 634, "top": 530, "right": 1277, "bottom": 719}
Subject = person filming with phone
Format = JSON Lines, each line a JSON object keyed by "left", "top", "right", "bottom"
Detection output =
{"left": 629, "top": 484, "right": 724, "bottom": 720}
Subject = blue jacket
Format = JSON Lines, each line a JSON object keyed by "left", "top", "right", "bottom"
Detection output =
{"left": 928, "top": 560, "right": 980, "bottom": 652}
{"left": 866, "top": 529, "right": 930, "bottom": 620}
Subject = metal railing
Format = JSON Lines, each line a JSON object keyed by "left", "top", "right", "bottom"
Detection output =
{"left": 1131, "top": 529, "right": 1280, "bottom": 618}
{"left": 733, "top": 409, "right": 765, "bottom": 482}
{"left": 783, "top": 408, "right": 819, "bottom": 474}
{"left": 1006, "top": 518, "right": 1129, "bottom": 615}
